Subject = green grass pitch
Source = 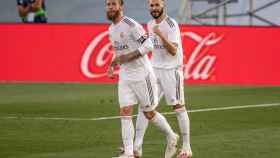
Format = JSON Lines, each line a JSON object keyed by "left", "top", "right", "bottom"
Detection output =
{"left": 0, "top": 83, "right": 280, "bottom": 158}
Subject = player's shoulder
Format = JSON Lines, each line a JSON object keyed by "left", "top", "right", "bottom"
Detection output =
{"left": 165, "top": 16, "right": 179, "bottom": 29}
{"left": 122, "top": 16, "right": 140, "bottom": 28}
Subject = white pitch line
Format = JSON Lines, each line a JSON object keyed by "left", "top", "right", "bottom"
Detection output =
{"left": 1, "top": 103, "right": 280, "bottom": 121}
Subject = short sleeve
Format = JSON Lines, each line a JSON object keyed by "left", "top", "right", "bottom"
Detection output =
{"left": 131, "top": 25, "right": 147, "bottom": 44}
{"left": 167, "top": 27, "right": 178, "bottom": 44}
{"left": 165, "top": 18, "right": 180, "bottom": 44}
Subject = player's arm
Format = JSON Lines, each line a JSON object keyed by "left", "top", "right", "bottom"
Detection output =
{"left": 108, "top": 49, "right": 144, "bottom": 78}
{"left": 112, "top": 50, "right": 141, "bottom": 65}
{"left": 113, "top": 26, "right": 154, "bottom": 65}
{"left": 107, "top": 34, "right": 117, "bottom": 79}
{"left": 107, "top": 32, "right": 150, "bottom": 78}
{"left": 114, "top": 37, "right": 153, "bottom": 65}
{"left": 17, "top": 0, "right": 30, "bottom": 18}
{"left": 153, "top": 25, "right": 178, "bottom": 56}
{"left": 107, "top": 60, "right": 116, "bottom": 79}
{"left": 17, "top": 5, "right": 30, "bottom": 17}
{"left": 30, "top": 0, "right": 42, "bottom": 12}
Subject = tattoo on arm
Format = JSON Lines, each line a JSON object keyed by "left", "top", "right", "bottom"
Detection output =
{"left": 119, "top": 50, "right": 142, "bottom": 64}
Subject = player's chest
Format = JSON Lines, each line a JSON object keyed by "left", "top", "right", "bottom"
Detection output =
{"left": 110, "top": 28, "right": 132, "bottom": 44}
{"left": 110, "top": 29, "right": 132, "bottom": 52}
{"left": 149, "top": 25, "right": 168, "bottom": 44}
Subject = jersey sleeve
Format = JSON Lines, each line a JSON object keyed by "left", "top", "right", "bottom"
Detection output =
{"left": 131, "top": 24, "right": 148, "bottom": 45}
{"left": 165, "top": 17, "right": 180, "bottom": 44}
{"left": 167, "top": 26, "right": 179, "bottom": 44}
{"left": 130, "top": 24, "right": 154, "bottom": 55}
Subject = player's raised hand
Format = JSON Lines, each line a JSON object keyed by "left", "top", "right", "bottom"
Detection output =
{"left": 153, "top": 25, "right": 163, "bottom": 37}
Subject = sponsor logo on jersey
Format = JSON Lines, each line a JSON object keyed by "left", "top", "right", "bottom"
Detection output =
{"left": 113, "top": 41, "right": 129, "bottom": 51}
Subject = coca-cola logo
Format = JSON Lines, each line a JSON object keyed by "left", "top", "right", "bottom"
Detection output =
{"left": 181, "top": 32, "right": 223, "bottom": 80}
{"left": 81, "top": 31, "right": 116, "bottom": 78}
{"left": 81, "top": 31, "right": 223, "bottom": 80}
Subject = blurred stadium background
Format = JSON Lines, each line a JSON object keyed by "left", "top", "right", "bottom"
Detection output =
{"left": 0, "top": 0, "right": 279, "bottom": 25}
{"left": 1, "top": 0, "right": 280, "bottom": 158}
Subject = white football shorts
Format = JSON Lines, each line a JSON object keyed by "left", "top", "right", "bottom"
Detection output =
{"left": 118, "top": 73, "right": 159, "bottom": 112}
{"left": 154, "top": 67, "right": 185, "bottom": 106}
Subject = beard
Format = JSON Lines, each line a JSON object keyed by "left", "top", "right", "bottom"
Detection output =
{"left": 150, "top": 8, "right": 164, "bottom": 19}
{"left": 107, "top": 10, "right": 121, "bottom": 21}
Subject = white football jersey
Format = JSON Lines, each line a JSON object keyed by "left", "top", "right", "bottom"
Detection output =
{"left": 147, "top": 16, "right": 183, "bottom": 69}
{"left": 109, "top": 16, "right": 154, "bottom": 82}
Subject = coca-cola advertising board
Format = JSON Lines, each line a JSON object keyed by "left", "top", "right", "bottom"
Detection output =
{"left": 1, "top": 24, "right": 280, "bottom": 85}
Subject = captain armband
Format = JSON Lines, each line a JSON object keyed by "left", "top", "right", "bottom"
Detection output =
{"left": 137, "top": 38, "right": 154, "bottom": 56}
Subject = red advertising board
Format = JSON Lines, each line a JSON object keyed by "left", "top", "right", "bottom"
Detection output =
{"left": 0, "top": 24, "right": 279, "bottom": 85}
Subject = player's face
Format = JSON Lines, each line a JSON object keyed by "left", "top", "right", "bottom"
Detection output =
{"left": 149, "top": 0, "right": 164, "bottom": 19}
{"left": 106, "top": 0, "right": 123, "bottom": 21}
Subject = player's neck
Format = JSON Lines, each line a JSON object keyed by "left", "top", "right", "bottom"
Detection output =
{"left": 155, "top": 14, "right": 167, "bottom": 24}
{"left": 113, "top": 13, "right": 124, "bottom": 24}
